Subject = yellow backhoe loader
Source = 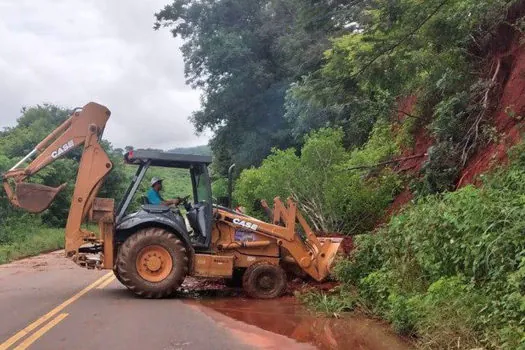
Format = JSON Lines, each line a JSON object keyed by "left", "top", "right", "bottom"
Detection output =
{"left": 2, "top": 102, "right": 342, "bottom": 298}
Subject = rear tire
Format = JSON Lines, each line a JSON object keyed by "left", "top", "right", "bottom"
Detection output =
{"left": 117, "top": 228, "right": 188, "bottom": 298}
{"left": 242, "top": 262, "right": 287, "bottom": 299}
{"left": 113, "top": 252, "right": 129, "bottom": 287}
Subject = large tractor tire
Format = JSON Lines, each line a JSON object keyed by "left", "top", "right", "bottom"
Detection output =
{"left": 242, "top": 262, "right": 287, "bottom": 299}
{"left": 113, "top": 259, "right": 126, "bottom": 286}
{"left": 117, "top": 228, "right": 188, "bottom": 298}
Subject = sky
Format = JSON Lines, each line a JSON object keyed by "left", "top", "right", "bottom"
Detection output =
{"left": 0, "top": 0, "right": 209, "bottom": 150}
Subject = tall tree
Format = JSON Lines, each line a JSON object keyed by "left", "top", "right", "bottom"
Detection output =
{"left": 155, "top": 0, "right": 347, "bottom": 174}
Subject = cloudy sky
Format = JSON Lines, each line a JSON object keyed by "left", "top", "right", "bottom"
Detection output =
{"left": 0, "top": 0, "right": 209, "bottom": 150}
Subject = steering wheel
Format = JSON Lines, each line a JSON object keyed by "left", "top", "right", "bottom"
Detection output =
{"left": 168, "top": 195, "right": 191, "bottom": 211}
{"left": 179, "top": 195, "right": 192, "bottom": 211}
{"left": 178, "top": 195, "right": 190, "bottom": 204}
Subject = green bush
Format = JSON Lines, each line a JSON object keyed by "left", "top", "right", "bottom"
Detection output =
{"left": 387, "top": 292, "right": 419, "bottom": 335}
{"left": 358, "top": 269, "right": 393, "bottom": 315}
{"left": 235, "top": 147, "right": 301, "bottom": 219}
{"left": 235, "top": 126, "right": 402, "bottom": 234}
{"left": 334, "top": 147, "right": 525, "bottom": 348}
{"left": 0, "top": 215, "right": 42, "bottom": 245}
{"left": 211, "top": 178, "right": 229, "bottom": 199}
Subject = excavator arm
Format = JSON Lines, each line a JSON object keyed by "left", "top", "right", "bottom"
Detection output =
{"left": 2, "top": 102, "right": 115, "bottom": 266}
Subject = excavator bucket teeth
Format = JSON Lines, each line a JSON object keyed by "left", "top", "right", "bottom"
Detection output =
{"left": 317, "top": 237, "right": 344, "bottom": 280}
{"left": 15, "top": 183, "right": 66, "bottom": 213}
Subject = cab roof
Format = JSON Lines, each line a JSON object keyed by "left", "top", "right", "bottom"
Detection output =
{"left": 124, "top": 149, "right": 212, "bottom": 168}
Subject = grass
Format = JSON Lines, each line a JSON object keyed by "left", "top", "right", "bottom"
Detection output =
{"left": 297, "top": 287, "right": 357, "bottom": 317}
{"left": 0, "top": 227, "right": 64, "bottom": 264}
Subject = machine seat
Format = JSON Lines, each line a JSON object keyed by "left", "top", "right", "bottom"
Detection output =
{"left": 186, "top": 202, "right": 208, "bottom": 246}
{"left": 141, "top": 204, "right": 171, "bottom": 214}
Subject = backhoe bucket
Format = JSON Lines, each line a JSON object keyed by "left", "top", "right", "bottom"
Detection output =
{"left": 15, "top": 182, "right": 66, "bottom": 213}
{"left": 317, "top": 237, "right": 344, "bottom": 280}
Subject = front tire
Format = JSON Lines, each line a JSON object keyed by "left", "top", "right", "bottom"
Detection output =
{"left": 117, "top": 228, "right": 188, "bottom": 298}
{"left": 242, "top": 262, "right": 287, "bottom": 299}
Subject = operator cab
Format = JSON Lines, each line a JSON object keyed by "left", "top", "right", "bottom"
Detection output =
{"left": 116, "top": 150, "right": 213, "bottom": 249}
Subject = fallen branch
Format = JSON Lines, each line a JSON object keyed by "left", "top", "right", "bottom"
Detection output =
{"left": 342, "top": 153, "right": 427, "bottom": 171}
{"left": 483, "top": 58, "right": 501, "bottom": 109}
{"left": 461, "top": 57, "right": 502, "bottom": 165}
{"left": 396, "top": 110, "right": 422, "bottom": 120}
{"left": 398, "top": 163, "right": 419, "bottom": 172}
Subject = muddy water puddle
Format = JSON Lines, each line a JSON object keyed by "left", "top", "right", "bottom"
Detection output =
{"left": 180, "top": 279, "right": 412, "bottom": 350}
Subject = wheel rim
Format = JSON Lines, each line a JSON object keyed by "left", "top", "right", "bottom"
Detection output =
{"left": 255, "top": 271, "right": 277, "bottom": 294}
{"left": 136, "top": 245, "right": 173, "bottom": 283}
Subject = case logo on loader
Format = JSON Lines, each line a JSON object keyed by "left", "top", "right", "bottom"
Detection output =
{"left": 51, "top": 140, "right": 74, "bottom": 158}
{"left": 233, "top": 218, "right": 258, "bottom": 231}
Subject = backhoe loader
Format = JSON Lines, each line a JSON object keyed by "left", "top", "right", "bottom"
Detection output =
{"left": 2, "top": 102, "right": 342, "bottom": 298}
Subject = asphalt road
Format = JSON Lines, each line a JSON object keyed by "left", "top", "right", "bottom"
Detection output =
{"left": 0, "top": 251, "right": 307, "bottom": 350}
{"left": 0, "top": 251, "right": 411, "bottom": 350}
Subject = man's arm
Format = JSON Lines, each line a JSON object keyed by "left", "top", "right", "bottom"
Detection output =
{"left": 157, "top": 190, "right": 180, "bottom": 206}
{"left": 162, "top": 198, "right": 181, "bottom": 206}
{"left": 147, "top": 189, "right": 181, "bottom": 206}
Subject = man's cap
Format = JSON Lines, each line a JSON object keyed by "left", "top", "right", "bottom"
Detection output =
{"left": 151, "top": 177, "right": 163, "bottom": 186}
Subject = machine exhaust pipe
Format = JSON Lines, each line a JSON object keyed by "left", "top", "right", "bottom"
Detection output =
{"left": 227, "top": 163, "right": 235, "bottom": 209}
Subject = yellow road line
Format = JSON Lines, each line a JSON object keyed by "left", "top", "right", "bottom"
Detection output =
{"left": 96, "top": 275, "right": 115, "bottom": 289}
{"left": 13, "top": 313, "right": 69, "bottom": 350}
{"left": 0, "top": 272, "right": 112, "bottom": 350}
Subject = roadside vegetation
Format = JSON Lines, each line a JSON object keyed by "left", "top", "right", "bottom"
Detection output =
{"left": 296, "top": 146, "right": 525, "bottom": 349}
{"left": 334, "top": 146, "right": 525, "bottom": 349}
{"left": 0, "top": 224, "right": 64, "bottom": 264}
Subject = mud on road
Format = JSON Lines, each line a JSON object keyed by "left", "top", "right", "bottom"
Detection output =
{"left": 177, "top": 274, "right": 412, "bottom": 350}
{"left": 186, "top": 294, "right": 411, "bottom": 350}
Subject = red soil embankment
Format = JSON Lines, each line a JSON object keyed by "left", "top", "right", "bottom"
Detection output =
{"left": 458, "top": 40, "right": 525, "bottom": 187}
{"left": 387, "top": 14, "right": 525, "bottom": 212}
{"left": 386, "top": 96, "right": 434, "bottom": 216}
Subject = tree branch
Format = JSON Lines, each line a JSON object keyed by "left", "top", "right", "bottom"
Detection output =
{"left": 483, "top": 58, "right": 501, "bottom": 109}
{"left": 354, "top": 0, "right": 450, "bottom": 77}
{"left": 342, "top": 153, "right": 426, "bottom": 171}
{"left": 396, "top": 109, "right": 422, "bottom": 120}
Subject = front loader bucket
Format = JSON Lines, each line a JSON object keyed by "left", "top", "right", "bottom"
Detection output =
{"left": 15, "top": 182, "right": 66, "bottom": 213}
{"left": 316, "top": 237, "right": 344, "bottom": 280}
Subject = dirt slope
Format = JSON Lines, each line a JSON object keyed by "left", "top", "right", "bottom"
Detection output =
{"left": 385, "top": 4, "right": 525, "bottom": 215}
